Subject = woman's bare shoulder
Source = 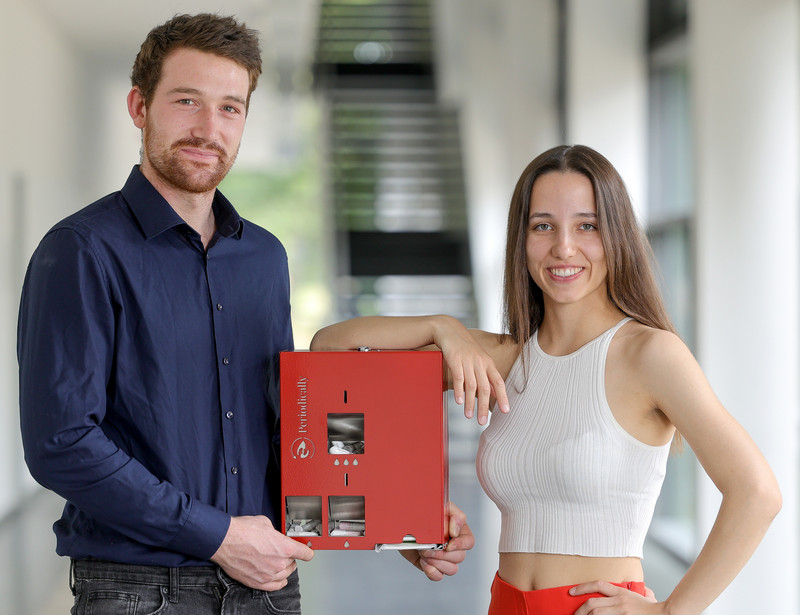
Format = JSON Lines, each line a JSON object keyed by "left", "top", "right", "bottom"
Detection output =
{"left": 614, "top": 321, "right": 693, "bottom": 379}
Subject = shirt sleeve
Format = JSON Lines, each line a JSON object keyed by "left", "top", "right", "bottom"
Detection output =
{"left": 17, "top": 228, "right": 230, "bottom": 561}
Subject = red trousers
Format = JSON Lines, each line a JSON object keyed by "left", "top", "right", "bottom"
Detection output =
{"left": 488, "top": 572, "right": 647, "bottom": 615}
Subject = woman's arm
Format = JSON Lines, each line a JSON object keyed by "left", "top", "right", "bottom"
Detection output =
{"left": 312, "top": 314, "right": 446, "bottom": 351}
{"left": 311, "top": 315, "right": 511, "bottom": 424}
{"left": 651, "top": 331, "right": 780, "bottom": 614}
{"left": 573, "top": 329, "right": 781, "bottom": 615}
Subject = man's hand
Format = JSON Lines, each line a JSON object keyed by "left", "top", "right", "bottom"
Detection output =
{"left": 400, "top": 502, "right": 475, "bottom": 581}
{"left": 210, "top": 515, "right": 314, "bottom": 591}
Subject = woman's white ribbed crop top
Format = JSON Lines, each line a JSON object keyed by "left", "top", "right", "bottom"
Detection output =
{"left": 476, "top": 318, "right": 671, "bottom": 558}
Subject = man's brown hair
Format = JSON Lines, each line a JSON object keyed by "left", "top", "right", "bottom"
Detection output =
{"left": 131, "top": 13, "right": 262, "bottom": 109}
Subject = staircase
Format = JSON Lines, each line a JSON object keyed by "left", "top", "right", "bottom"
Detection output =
{"left": 313, "top": 0, "right": 477, "bottom": 325}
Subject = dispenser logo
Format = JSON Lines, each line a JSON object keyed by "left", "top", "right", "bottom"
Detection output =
{"left": 291, "top": 437, "right": 315, "bottom": 460}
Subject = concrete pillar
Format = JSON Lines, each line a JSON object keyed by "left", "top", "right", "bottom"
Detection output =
{"left": 434, "top": 0, "right": 559, "bottom": 331}
{"left": 566, "top": 0, "right": 648, "bottom": 218}
{"left": 690, "top": 0, "right": 799, "bottom": 611}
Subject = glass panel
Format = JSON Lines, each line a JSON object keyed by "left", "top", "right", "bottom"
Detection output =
{"left": 327, "top": 413, "right": 365, "bottom": 454}
{"left": 646, "top": 19, "right": 696, "bottom": 576}
{"left": 286, "top": 496, "right": 323, "bottom": 537}
{"left": 329, "top": 495, "right": 366, "bottom": 537}
{"left": 648, "top": 62, "right": 693, "bottom": 222}
{"left": 649, "top": 223, "right": 694, "bottom": 347}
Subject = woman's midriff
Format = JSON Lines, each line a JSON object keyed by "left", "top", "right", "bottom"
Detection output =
{"left": 498, "top": 552, "right": 644, "bottom": 591}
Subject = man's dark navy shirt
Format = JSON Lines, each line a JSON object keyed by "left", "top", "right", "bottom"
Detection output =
{"left": 17, "top": 166, "right": 293, "bottom": 566}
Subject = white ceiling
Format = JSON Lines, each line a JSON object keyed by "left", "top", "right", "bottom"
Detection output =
{"left": 29, "top": 0, "right": 320, "bottom": 70}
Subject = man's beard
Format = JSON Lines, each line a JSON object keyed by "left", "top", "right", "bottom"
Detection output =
{"left": 143, "top": 129, "right": 237, "bottom": 194}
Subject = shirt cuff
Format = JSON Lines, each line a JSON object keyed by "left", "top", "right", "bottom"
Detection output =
{"left": 167, "top": 499, "right": 232, "bottom": 561}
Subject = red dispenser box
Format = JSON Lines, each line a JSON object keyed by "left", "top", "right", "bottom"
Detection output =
{"left": 280, "top": 349, "right": 449, "bottom": 551}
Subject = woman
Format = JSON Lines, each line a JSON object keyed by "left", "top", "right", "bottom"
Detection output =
{"left": 311, "top": 145, "right": 780, "bottom": 614}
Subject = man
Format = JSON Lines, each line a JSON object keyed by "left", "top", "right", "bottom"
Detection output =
{"left": 18, "top": 13, "right": 473, "bottom": 614}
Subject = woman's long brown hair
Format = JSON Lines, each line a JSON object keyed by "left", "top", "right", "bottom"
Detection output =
{"left": 503, "top": 144, "right": 676, "bottom": 345}
{"left": 502, "top": 145, "right": 682, "bottom": 448}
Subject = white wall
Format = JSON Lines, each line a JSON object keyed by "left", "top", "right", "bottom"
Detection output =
{"left": 0, "top": 1, "right": 85, "bottom": 519}
{"left": 691, "top": 0, "right": 799, "bottom": 610}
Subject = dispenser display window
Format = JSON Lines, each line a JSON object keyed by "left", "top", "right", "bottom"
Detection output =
{"left": 280, "top": 350, "right": 449, "bottom": 551}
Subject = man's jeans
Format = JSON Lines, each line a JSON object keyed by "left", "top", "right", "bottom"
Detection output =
{"left": 70, "top": 559, "right": 301, "bottom": 615}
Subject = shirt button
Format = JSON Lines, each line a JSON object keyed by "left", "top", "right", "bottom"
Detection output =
{"left": 216, "top": 303, "right": 223, "bottom": 311}
{"left": 222, "top": 357, "right": 230, "bottom": 365}
{"left": 231, "top": 467, "right": 238, "bottom": 475}
{"left": 226, "top": 411, "right": 234, "bottom": 420}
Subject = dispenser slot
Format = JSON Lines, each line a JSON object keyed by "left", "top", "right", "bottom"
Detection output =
{"left": 327, "top": 413, "right": 365, "bottom": 455}
{"left": 329, "top": 495, "right": 366, "bottom": 537}
{"left": 285, "top": 496, "right": 322, "bottom": 537}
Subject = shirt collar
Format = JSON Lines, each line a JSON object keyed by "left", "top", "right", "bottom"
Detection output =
{"left": 211, "top": 191, "right": 245, "bottom": 239}
{"left": 121, "top": 166, "right": 244, "bottom": 241}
